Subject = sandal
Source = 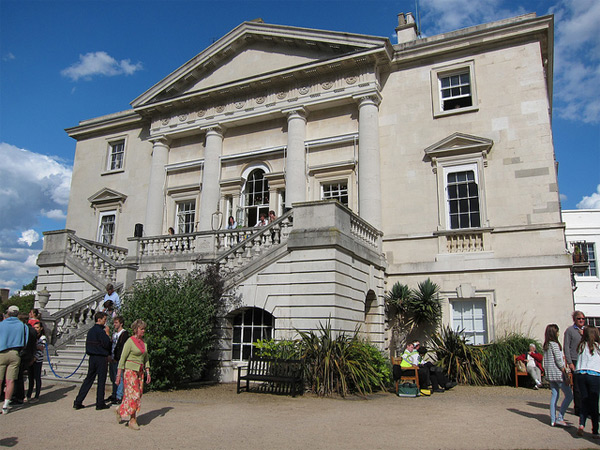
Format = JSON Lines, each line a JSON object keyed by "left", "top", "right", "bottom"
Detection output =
{"left": 115, "top": 407, "right": 123, "bottom": 423}
{"left": 128, "top": 420, "right": 140, "bottom": 431}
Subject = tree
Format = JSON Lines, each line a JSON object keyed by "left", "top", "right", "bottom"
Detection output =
{"left": 22, "top": 276, "right": 37, "bottom": 291}
{"left": 385, "top": 278, "right": 442, "bottom": 353}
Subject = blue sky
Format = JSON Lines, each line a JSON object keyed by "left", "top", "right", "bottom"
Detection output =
{"left": 0, "top": 0, "right": 599, "bottom": 291}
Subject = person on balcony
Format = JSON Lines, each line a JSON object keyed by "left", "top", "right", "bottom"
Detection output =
{"left": 255, "top": 213, "right": 268, "bottom": 227}
{"left": 268, "top": 210, "right": 277, "bottom": 223}
{"left": 103, "top": 283, "right": 120, "bottom": 311}
{"left": 73, "top": 311, "right": 111, "bottom": 411}
{"left": 226, "top": 216, "right": 237, "bottom": 229}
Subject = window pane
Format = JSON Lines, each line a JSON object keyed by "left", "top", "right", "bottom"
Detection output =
{"left": 232, "top": 344, "right": 240, "bottom": 360}
{"left": 439, "top": 71, "right": 472, "bottom": 111}
{"left": 233, "top": 327, "right": 241, "bottom": 341}
{"left": 447, "top": 170, "right": 480, "bottom": 230}
{"left": 231, "top": 307, "right": 275, "bottom": 361}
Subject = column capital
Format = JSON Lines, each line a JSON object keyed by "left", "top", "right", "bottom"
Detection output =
{"left": 201, "top": 124, "right": 224, "bottom": 137}
{"left": 149, "top": 135, "right": 170, "bottom": 148}
{"left": 353, "top": 92, "right": 382, "bottom": 108}
{"left": 282, "top": 107, "right": 307, "bottom": 121}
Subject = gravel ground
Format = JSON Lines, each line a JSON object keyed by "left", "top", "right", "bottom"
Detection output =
{"left": 1, "top": 381, "right": 598, "bottom": 449}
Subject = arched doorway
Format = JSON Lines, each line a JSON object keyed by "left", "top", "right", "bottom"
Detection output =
{"left": 243, "top": 169, "right": 270, "bottom": 226}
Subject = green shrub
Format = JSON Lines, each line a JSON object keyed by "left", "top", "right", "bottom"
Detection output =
{"left": 254, "top": 338, "right": 302, "bottom": 359}
{"left": 298, "top": 323, "right": 387, "bottom": 397}
{"left": 432, "top": 326, "right": 490, "bottom": 386}
{"left": 483, "top": 333, "right": 541, "bottom": 385}
{"left": 121, "top": 268, "right": 221, "bottom": 390}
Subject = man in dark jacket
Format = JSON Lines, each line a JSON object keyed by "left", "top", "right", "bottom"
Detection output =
{"left": 11, "top": 313, "right": 37, "bottom": 404}
{"left": 73, "top": 311, "right": 111, "bottom": 410}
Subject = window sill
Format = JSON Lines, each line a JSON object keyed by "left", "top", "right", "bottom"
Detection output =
{"left": 433, "top": 105, "right": 479, "bottom": 119}
{"left": 101, "top": 169, "right": 125, "bottom": 176}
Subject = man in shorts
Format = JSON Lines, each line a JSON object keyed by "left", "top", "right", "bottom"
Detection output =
{"left": 0, "top": 305, "right": 29, "bottom": 414}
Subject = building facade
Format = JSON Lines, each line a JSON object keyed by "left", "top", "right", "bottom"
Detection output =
{"left": 36, "top": 13, "right": 574, "bottom": 381}
{"left": 563, "top": 209, "right": 600, "bottom": 322}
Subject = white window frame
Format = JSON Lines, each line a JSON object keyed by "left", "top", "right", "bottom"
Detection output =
{"left": 231, "top": 308, "right": 274, "bottom": 362}
{"left": 451, "top": 299, "right": 488, "bottom": 345}
{"left": 443, "top": 163, "right": 481, "bottom": 230}
{"left": 97, "top": 210, "right": 116, "bottom": 245}
{"left": 104, "top": 137, "right": 127, "bottom": 173}
{"left": 431, "top": 60, "right": 479, "bottom": 118}
{"left": 321, "top": 180, "right": 349, "bottom": 207}
{"left": 176, "top": 200, "right": 196, "bottom": 234}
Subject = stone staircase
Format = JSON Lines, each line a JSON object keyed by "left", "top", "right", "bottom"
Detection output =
{"left": 43, "top": 338, "right": 89, "bottom": 383}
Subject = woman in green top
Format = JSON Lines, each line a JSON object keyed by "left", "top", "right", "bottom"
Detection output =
{"left": 115, "top": 319, "right": 150, "bottom": 431}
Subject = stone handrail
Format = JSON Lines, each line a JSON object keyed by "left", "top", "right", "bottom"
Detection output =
{"left": 350, "top": 213, "right": 382, "bottom": 251}
{"left": 67, "top": 233, "right": 121, "bottom": 282}
{"left": 82, "top": 238, "right": 128, "bottom": 264}
{"left": 45, "top": 286, "right": 121, "bottom": 346}
{"left": 215, "top": 210, "right": 294, "bottom": 276}
{"left": 138, "top": 233, "right": 197, "bottom": 256}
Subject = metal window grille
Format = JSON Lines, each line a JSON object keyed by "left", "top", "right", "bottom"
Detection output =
{"left": 108, "top": 141, "right": 125, "bottom": 171}
{"left": 440, "top": 72, "right": 472, "bottom": 110}
{"left": 99, "top": 214, "right": 115, "bottom": 245}
{"left": 452, "top": 300, "right": 487, "bottom": 345}
{"left": 582, "top": 243, "right": 597, "bottom": 277}
{"left": 176, "top": 201, "right": 196, "bottom": 234}
{"left": 447, "top": 170, "right": 480, "bottom": 229}
{"left": 322, "top": 182, "right": 348, "bottom": 206}
{"left": 232, "top": 308, "right": 274, "bottom": 361}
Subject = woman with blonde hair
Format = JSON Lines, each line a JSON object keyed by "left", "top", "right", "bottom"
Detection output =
{"left": 542, "top": 324, "right": 573, "bottom": 427}
{"left": 575, "top": 326, "right": 600, "bottom": 438}
{"left": 115, "top": 319, "right": 150, "bottom": 430}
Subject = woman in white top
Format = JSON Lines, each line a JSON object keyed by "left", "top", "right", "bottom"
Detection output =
{"left": 575, "top": 326, "right": 600, "bottom": 438}
{"left": 542, "top": 324, "right": 573, "bottom": 427}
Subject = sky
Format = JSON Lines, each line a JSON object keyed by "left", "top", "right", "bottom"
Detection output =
{"left": 0, "top": 0, "right": 599, "bottom": 291}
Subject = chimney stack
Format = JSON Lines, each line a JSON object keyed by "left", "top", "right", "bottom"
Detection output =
{"left": 396, "top": 12, "right": 417, "bottom": 44}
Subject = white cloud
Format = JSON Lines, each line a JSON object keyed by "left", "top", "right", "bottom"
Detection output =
{"left": 42, "top": 209, "right": 68, "bottom": 220}
{"left": 0, "top": 143, "right": 71, "bottom": 289}
{"left": 0, "top": 279, "right": 17, "bottom": 288}
{"left": 560, "top": 193, "right": 568, "bottom": 202}
{"left": 61, "top": 51, "right": 143, "bottom": 81}
{"left": 549, "top": 0, "right": 600, "bottom": 123}
{"left": 420, "top": 0, "right": 526, "bottom": 36}
{"left": 3, "top": 52, "right": 15, "bottom": 61}
{"left": 577, "top": 184, "right": 600, "bottom": 209}
{"left": 18, "top": 229, "right": 40, "bottom": 247}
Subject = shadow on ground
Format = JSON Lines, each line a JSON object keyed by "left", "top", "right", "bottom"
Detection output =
{"left": 0, "top": 437, "right": 18, "bottom": 447}
{"left": 137, "top": 406, "right": 173, "bottom": 425}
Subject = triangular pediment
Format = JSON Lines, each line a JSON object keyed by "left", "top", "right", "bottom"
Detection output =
{"left": 424, "top": 132, "right": 493, "bottom": 160}
{"left": 132, "top": 21, "right": 390, "bottom": 109}
{"left": 88, "top": 188, "right": 127, "bottom": 206}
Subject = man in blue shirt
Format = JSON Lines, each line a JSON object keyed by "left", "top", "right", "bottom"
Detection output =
{"left": 0, "top": 305, "right": 29, "bottom": 414}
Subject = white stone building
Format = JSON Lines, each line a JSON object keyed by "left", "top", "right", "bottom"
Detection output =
{"left": 563, "top": 209, "right": 600, "bottom": 322}
{"left": 36, "top": 12, "right": 575, "bottom": 381}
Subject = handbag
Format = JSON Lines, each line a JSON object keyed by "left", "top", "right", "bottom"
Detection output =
{"left": 516, "top": 359, "right": 526, "bottom": 373}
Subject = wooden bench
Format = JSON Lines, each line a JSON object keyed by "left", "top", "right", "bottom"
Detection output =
{"left": 237, "top": 357, "right": 304, "bottom": 397}
{"left": 514, "top": 355, "right": 528, "bottom": 387}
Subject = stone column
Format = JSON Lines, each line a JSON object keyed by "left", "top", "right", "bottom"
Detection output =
{"left": 284, "top": 108, "right": 307, "bottom": 208}
{"left": 198, "top": 126, "right": 223, "bottom": 231}
{"left": 144, "top": 137, "right": 169, "bottom": 236}
{"left": 356, "top": 94, "right": 382, "bottom": 229}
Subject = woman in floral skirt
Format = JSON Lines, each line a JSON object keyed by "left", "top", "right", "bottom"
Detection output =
{"left": 115, "top": 319, "right": 150, "bottom": 430}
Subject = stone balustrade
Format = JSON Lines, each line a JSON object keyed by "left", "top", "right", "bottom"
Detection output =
{"left": 138, "top": 234, "right": 197, "bottom": 256}
{"left": 216, "top": 211, "right": 294, "bottom": 276}
{"left": 445, "top": 231, "right": 485, "bottom": 253}
{"left": 350, "top": 214, "right": 382, "bottom": 250}
{"left": 67, "top": 233, "right": 122, "bottom": 281}
{"left": 82, "top": 239, "right": 128, "bottom": 263}
{"left": 45, "top": 289, "right": 115, "bottom": 346}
